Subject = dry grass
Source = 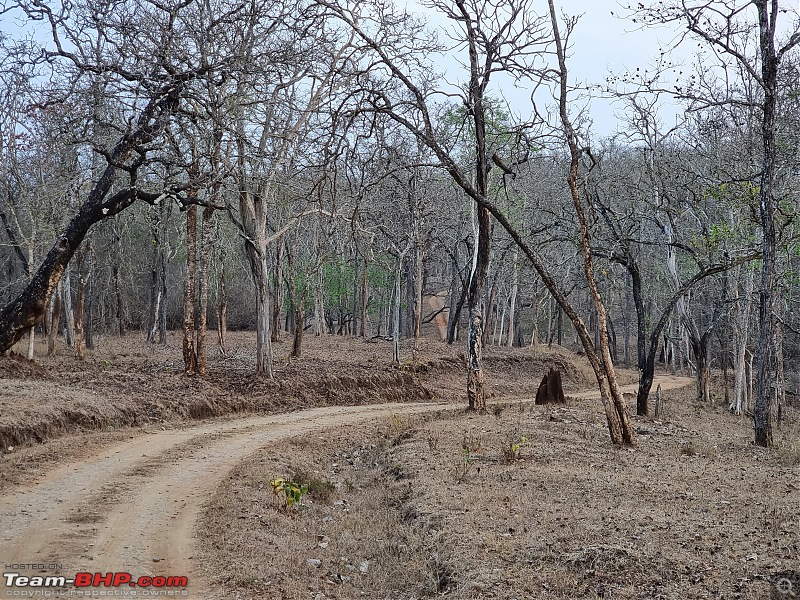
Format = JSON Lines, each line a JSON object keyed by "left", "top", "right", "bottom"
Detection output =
{"left": 773, "top": 420, "right": 800, "bottom": 467}
{"left": 198, "top": 388, "right": 800, "bottom": 600}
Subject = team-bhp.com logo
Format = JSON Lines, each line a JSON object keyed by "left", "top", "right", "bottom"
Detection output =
{"left": 4, "top": 572, "right": 188, "bottom": 596}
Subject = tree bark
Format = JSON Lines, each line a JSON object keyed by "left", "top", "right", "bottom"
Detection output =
{"left": 732, "top": 269, "right": 754, "bottom": 415}
{"left": 753, "top": 0, "right": 779, "bottom": 448}
{"left": 359, "top": 254, "right": 368, "bottom": 337}
{"left": 47, "top": 286, "right": 61, "bottom": 356}
{"left": 0, "top": 87, "right": 180, "bottom": 353}
{"left": 507, "top": 250, "right": 519, "bottom": 347}
{"left": 271, "top": 241, "right": 283, "bottom": 343}
{"left": 182, "top": 203, "right": 198, "bottom": 375}
{"left": 546, "top": 0, "right": 636, "bottom": 445}
{"left": 61, "top": 269, "right": 75, "bottom": 348}
{"left": 216, "top": 267, "right": 228, "bottom": 356}
{"left": 197, "top": 206, "right": 214, "bottom": 376}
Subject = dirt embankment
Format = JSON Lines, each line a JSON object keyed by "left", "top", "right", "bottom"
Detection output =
{"left": 0, "top": 333, "right": 603, "bottom": 451}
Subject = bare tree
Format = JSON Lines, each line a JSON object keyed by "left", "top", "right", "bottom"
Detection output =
{"left": 0, "top": 0, "right": 240, "bottom": 353}
{"left": 631, "top": 0, "right": 800, "bottom": 446}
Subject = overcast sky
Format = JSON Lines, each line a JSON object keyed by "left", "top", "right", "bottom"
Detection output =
{"left": 405, "top": 0, "right": 688, "bottom": 138}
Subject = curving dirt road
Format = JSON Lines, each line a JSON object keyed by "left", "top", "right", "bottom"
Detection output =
{"left": 0, "top": 375, "right": 691, "bottom": 598}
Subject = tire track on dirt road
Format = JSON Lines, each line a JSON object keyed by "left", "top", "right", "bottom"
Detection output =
{"left": 0, "top": 376, "right": 692, "bottom": 598}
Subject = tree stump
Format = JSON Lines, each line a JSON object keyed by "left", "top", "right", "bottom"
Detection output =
{"left": 535, "top": 368, "right": 565, "bottom": 404}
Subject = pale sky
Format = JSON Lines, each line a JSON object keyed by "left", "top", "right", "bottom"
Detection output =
{"left": 406, "top": 0, "right": 689, "bottom": 138}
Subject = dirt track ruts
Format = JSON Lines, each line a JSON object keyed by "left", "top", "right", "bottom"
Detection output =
{"left": 0, "top": 375, "right": 691, "bottom": 598}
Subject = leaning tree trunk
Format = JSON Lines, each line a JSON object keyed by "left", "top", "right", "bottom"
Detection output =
{"left": 0, "top": 88, "right": 179, "bottom": 354}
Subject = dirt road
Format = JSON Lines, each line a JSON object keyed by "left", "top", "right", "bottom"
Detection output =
{"left": 0, "top": 376, "right": 691, "bottom": 598}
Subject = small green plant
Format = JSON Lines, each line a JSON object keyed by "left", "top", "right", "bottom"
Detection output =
{"left": 456, "top": 447, "right": 475, "bottom": 481}
{"left": 270, "top": 477, "right": 309, "bottom": 509}
{"left": 502, "top": 436, "right": 528, "bottom": 464}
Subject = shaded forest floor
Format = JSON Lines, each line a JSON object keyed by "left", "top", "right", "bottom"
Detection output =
{"left": 0, "top": 332, "right": 798, "bottom": 599}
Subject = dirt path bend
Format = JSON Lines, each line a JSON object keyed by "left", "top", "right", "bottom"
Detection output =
{"left": 0, "top": 376, "right": 692, "bottom": 598}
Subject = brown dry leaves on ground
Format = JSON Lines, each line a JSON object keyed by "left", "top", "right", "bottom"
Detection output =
{"left": 198, "top": 385, "right": 800, "bottom": 600}
{"left": 2, "top": 333, "right": 798, "bottom": 599}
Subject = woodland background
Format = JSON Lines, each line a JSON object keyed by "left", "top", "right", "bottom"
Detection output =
{"left": 0, "top": 0, "right": 799, "bottom": 447}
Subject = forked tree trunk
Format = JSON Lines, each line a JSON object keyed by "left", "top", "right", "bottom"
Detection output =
{"left": 247, "top": 245, "right": 273, "bottom": 377}
{"left": 542, "top": 0, "right": 635, "bottom": 445}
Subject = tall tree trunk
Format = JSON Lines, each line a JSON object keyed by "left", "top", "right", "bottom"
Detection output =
{"left": 507, "top": 250, "right": 519, "bottom": 347}
{"left": 197, "top": 206, "right": 213, "bottom": 376}
{"left": 392, "top": 254, "right": 403, "bottom": 365}
{"left": 753, "top": 0, "right": 779, "bottom": 447}
{"left": 74, "top": 274, "right": 86, "bottom": 360}
{"left": 113, "top": 226, "right": 126, "bottom": 336}
{"left": 182, "top": 204, "right": 198, "bottom": 375}
{"left": 732, "top": 269, "right": 754, "bottom": 415}
{"left": 25, "top": 247, "right": 35, "bottom": 360}
{"left": 62, "top": 269, "right": 75, "bottom": 348}
{"left": 216, "top": 267, "right": 228, "bottom": 356}
{"left": 466, "top": 204, "right": 490, "bottom": 413}
{"left": 250, "top": 250, "right": 273, "bottom": 377}
{"left": 314, "top": 267, "right": 326, "bottom": 336}
{"left": 47, "top": 286, "right": 61, "bottom": 356}
{"left": 359, "top": 254, "right": 368, "bottom": 337}
{"left": 271, "top": 241, "right": 283, "bottom": 343}
{"left": 352, "top": 250, "right": 361, "bottom": 337}
{"left": 286, "top": 242, "right": 303, "bottom": 359}
{"left": 412, "top": 236, "right": 424, "bottom": 360}
{"left": 547, "top": 0, "right": 635, "bottom": 445}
